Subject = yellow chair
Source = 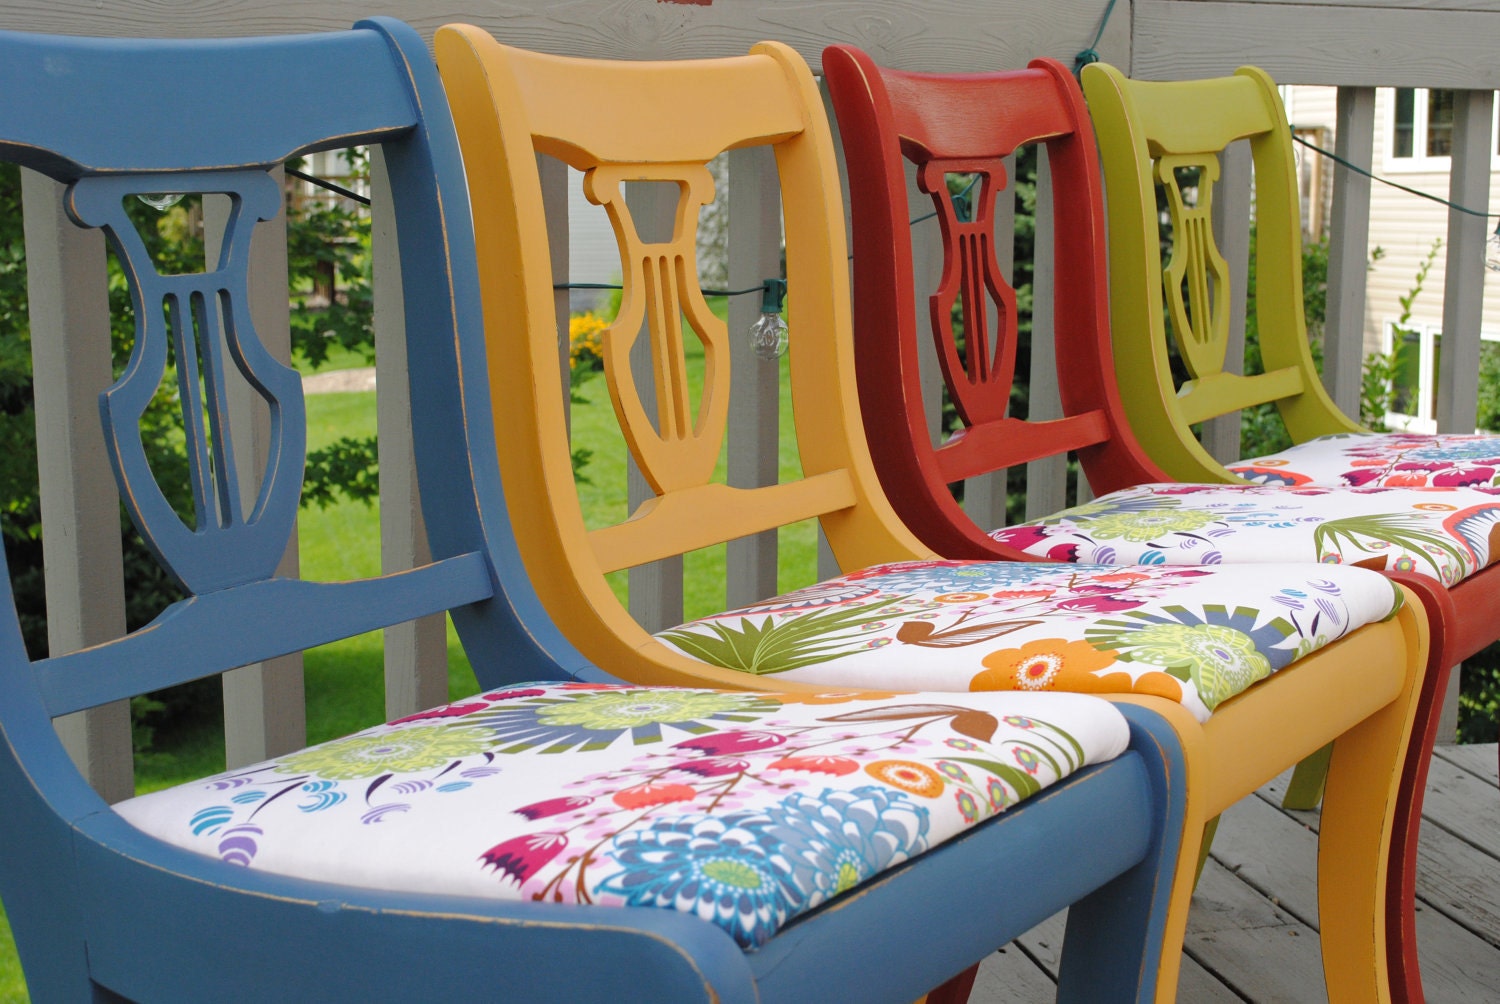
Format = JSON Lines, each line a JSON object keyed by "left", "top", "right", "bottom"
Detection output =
{"left": 1080, "top": 63, "right": 1500, "bottom": 1001}
{"left": 439, "top": 27, "right": 1428, "bottom": 1001}
{"left": 1079, "top": 63, "right": 1360, "bottom": 481}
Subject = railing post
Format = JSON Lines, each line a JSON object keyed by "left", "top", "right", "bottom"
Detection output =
{"left": 539, "top": 155, "right": 572, "bottom": 431}
{"left": 726, "top": 146, "right": 782, "bottom": 607}
{"left": 1026, "top": 147, "right": 1065, "bottom": 518}
{"left": 206, "top": 173, "right": 307, "bottom": 767}
{"left": 370, "top": 149, "right": 448, "bottom": 720}
{"left": 22, "top": 169, "right": 135, "bottom": 802}
{"left": 1324, "top": 86, "right": 1377, "bottom": 420}
{"left": 1205, "top": 140, "right": 1251, "bottom": 464}
{"left": 1436, "top": 90, "right": 1494, "bottom": 435}
{"left": 905, "top": 164, "right": 946, "bottom": 450}
{"left": 965, "top": 155, "right": 1017, "bottom": 527}
{"left": 1432, "top": 89, "right": 1494, "bottom": 746}
{"left": 625, "top": 180, "right": 685, "bottom": 629}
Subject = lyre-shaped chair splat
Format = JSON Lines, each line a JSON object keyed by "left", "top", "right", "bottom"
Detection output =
{"left": 68, "top": 170, "right": 304, "bottom": 594}
{"left": 918, "top": 159, "right": 1018, "bottom": 427}
{"left": 1155, "top": 154, "right": 1230, "bottom": 381}
{"left": 589, "top": 164, "right": 729, "bottom": 497}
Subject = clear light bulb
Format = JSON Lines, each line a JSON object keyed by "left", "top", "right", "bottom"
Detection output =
{"left": 748, "top": 277, "right": 789, "bottom": 360}
{"left": 749, "top": 311, "right": 788, "bottom": 360}
{"left": 1485, "top": 225, "right": 1500, "bottom": 273}
{"left": 136, "top": 193, "right": 184, "bottom": 210}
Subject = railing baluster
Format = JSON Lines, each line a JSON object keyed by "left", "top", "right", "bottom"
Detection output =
{"left": 625, "top": 179, "right": 684, "bottom": 629}
{"left": 371, "top": 150, "right": 447, "bottom": 720}
{"left": 1025, "top": 147, "right": 1066, "bottom": 517}
{"left": 540, "top": 155, "right": 572, "bottom": 433}
{"left": 906, "top": 163, "right": 945, "bottom": 451}
{"left": 22, "top": 169, "right": 135, "bottom": 802}
{"left": 1437, "top": 89, "right": 1494, "bottom": 435}
{"left": 966, "top": 154, "right": 1017, "bottom": 526}
{"left": 1431, "top": 89, "right": 1495, "bottom": 746}
{"left": 205, "top": 175, "right": 307, "bottom": 767}
{"left": 726, "top": 146, "right": 781, "bottom": 607}
{"left": 1324, "top": 86, "right": 1377, "bottom": 420}
{"left": 1204, "top": 140, "right": 1252, "bottom": 464}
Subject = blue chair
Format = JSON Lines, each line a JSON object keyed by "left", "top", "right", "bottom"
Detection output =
{"left": 0, "top": 21, "right": 1189, "bottom": 1002}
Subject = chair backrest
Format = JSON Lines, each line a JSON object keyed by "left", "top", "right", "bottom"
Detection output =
{"left": 1080, "top": 62, "right": 1363, "bottom": 482}
{"left": 436, "top": 27, "right": 930, "bottom": 687}
{"left": 823, "top": 46, "right": 1168, "bottom": 554}
{"left": 0, "top": 18, "right": 590, "bottom": 809}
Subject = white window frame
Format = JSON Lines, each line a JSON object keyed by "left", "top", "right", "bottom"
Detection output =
{"left": 1381, "top": 319, "right": 1500, "bottom": 433}
{"left": 1383, "top": 86, "right": 1500, "bottom": 174}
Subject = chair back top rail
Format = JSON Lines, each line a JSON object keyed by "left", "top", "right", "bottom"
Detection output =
{"left": 437, "top": 26, "right": 929, "bottom": 687}
{"left": 1081, "top": 62, "right": 1363, "bottom": 484}
{"left": 825, "top": 45, "right": 1168, "bottom": 560}
{"left": 0, "top": 18, "right": 588, "bottom": 778}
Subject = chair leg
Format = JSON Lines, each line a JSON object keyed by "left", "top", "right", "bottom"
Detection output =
{"left": 1317, "top": 627, "right": 1424, "bottom": 1004}
{"left": 1192, "top": 815, "right": 1220, "bottom": 886}
{"left": 1385, "top": 656, "right": 1455, "bottom": 1004}
{"left": 1282, "top": 742, "right": 1333, "bottom": 810}
{"left": 917, "top": 962, "right": 980, "bottom": 1004}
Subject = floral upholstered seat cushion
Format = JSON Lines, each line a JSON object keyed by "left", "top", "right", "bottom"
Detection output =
{"left": 990, "top": 482, "right": 1500, "bottom": 588}
{"left": 114, "top": 681, "right": 1127, "bottom": 950}
{"left": 654, "top": 558, "right": 1404, "bottom": 722}
{"left": 1231, "top": 431, "right": 1500, "bottom": 489}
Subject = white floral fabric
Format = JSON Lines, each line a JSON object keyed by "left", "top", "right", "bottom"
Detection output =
{"left": 655, "top": 558, "right": 1404, "bottom": 722}
{"left": 1231, "top": 431, "right": 1500, "bottom": 489}
{"left": 990, "top": 482, "right": 1500, "bottom": 588}
{"left": 114, "top": 682, "right": 1127, "bottom": 950}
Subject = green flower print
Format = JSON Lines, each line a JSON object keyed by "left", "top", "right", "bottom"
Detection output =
{"left": 1109, "top": 622, "right": 1270, "bottom": 709}
{"left": 275, "top": 724, "right": 493, "bottom": 780}
{"left": 1075, "top": 508, "right": 1221, "bottom": 542}
{"left": 536, "top": 690, "right": 761, "bottom": 731}
{"left": 469, "top": 687, "right": 784, "bottom": 753}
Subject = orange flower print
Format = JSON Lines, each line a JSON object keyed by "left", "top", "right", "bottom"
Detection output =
{"left": 612, "top": 782, "right": 697, "bottom": 809}
{"left": 1087, "top": 570, "right": 1151, "bottom": 587}
{"left": 970, "top": 638, "right": 1183, "bottom": 702}
{"left": 973, "top": 638, "right": 1116, "bottom": 690}
{"left": 864, "top": 759, "right": 946, "bottom": 798}
{"left": 776, "top": 690, "right": 903, "bottom": 705}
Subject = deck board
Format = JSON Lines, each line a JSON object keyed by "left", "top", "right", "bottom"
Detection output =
{"left": 970, "top": 743, "right": 1499, "bottom": 1002}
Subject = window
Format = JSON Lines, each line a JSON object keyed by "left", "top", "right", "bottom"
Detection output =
{"left": 1382, "top": 321, "right": 1500, "bottom": 432}
{"left": 1387, "top": 87, "right": 1500, "bottom": 167}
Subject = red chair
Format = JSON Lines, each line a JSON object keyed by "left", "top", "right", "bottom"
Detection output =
{"left": 824, "top": 44, "right": 1475, "bottom": 1003}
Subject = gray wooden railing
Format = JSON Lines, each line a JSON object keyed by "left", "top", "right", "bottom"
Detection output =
{"left": 4, "top": 0, "right": 1494, "bottom": 799}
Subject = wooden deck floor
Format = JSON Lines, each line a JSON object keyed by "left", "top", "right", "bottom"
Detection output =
{"left": 971, "top": 743, "right": 1500, "bottom": 1002}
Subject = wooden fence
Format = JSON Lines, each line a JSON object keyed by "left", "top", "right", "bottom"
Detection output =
{"left": 3, "top": 0, "right": 1496, "bottom": 799}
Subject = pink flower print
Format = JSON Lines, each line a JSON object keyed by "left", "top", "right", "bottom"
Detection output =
{"left": 481, "top": 688, "right": 547, "bottom": 702}
{"left": 766, "top": 754, "right": 860, "bottom": 776}
{"left": 992, "top": 525, "right": 1050, "bottom": 549}
{"left": 1057, "top": 594, "right": 1141, "bottom": 613}
{"left": 1046, "top": 543, "right": 1080, "bottom": 562}
{"left": 388, "top": 702, "right": 489, "bottom": 725}
{"left": 612, "top": 782, "right": 698, "bottom": 809}
{"left": 1342, "top": 470, "right": 1383, "bottom": 486}
{"left": 673, "top": 757, "right": 750, "bottom": 778}
{"left": 1014, "top": 747, "right": 1042, "bottom": 776}
{"left": 480, "top": 832, "right": 567, "bottom": 884}
{"left": 672, "top": 730, "right": 788, "bottom": 756}
{"left": 1435, "top": 468, "right": 1493, "bottom": 487}
{"left": 513, "top": 795, "right": 595, "bottom": 820}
